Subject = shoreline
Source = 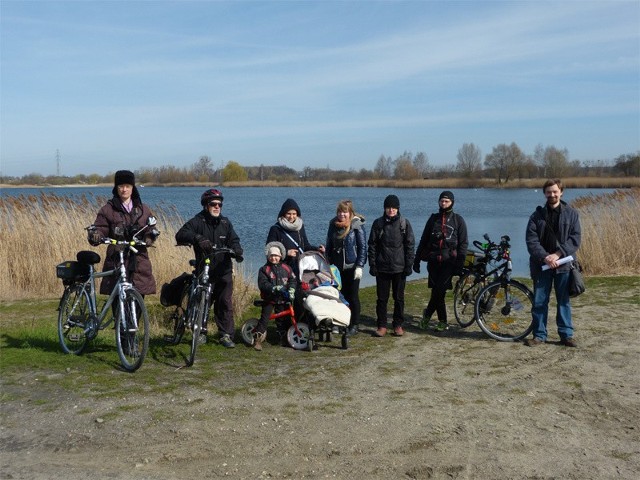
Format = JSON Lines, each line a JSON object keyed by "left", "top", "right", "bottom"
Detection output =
{"left": 1, "top": 176, "right": 639, "bottom": 190}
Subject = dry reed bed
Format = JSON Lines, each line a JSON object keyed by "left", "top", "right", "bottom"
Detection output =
{"left": 571, "top": 188, "right": 640, "bottom": 275}
{"left": 0, "top": 193, "right": 256, "bottom": 320}
{"left": 1, "top": 188, "right": 637, "bottom": 302}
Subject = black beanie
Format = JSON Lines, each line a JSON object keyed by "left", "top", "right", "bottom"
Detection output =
{"left": 439, "top": 190, "right": 454, "bottom": 202}
{"left": 439, "top": 190, "right": 454, "bottom": 212}
{"left": 278, "top": 198, "right": 302, "bottom": 218}
{"left": 383, "top": 194, "right": 400, "bottom": 209}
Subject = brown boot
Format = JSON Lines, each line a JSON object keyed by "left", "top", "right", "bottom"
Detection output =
{"left": 254, "top": 332, "right": 267, "bottom": 351}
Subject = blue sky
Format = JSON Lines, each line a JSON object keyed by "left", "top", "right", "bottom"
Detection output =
{"left": 1, "top": 0, "right": 638, "bottom": 177}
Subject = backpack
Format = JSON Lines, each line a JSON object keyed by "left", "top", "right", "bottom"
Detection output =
{"left": 160, "top": 272, "right": 190, "bottom": 307}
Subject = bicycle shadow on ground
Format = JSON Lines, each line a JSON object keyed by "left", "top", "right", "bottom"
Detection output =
{"left": 1, "top": 332, "right": 140, "bottom": 372}
{"left": 1, "top": 333, "right": 61, "bottom": 353}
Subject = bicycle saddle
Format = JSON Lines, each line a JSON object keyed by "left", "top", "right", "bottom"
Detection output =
{"left": 77, "top": 251, "right": 101, "bottom": 265}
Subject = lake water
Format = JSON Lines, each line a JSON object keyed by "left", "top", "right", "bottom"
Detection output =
{"left": 2, "top": 186, "right": 609, "bottom": 286}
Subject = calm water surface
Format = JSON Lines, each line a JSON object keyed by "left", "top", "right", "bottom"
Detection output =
{"left": 2, "top": 186, "right": 609, "bottom": 287}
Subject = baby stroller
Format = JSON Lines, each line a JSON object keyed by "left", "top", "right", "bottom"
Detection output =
{"left": 298, "top": 251, "right": 351, "bottom": 350}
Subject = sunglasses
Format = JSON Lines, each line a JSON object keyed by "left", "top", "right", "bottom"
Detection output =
{"left": 208, "top": 201, "right": 223, "bottom": 207}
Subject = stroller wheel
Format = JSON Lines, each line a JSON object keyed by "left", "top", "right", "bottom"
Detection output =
{"left": 287, "top": 322, "right": 311, "bottom": 350}
{"left": 241, "top": 318, "right": 259, "bottom": 346}
{"left": 341, "top": 333, "right": 349, "bottom": 350}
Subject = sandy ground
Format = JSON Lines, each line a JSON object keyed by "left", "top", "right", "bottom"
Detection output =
{"left": 1, "top": 293, "right": 639, "bottom": 480}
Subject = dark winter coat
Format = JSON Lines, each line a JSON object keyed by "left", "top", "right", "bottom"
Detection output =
{"left": 326, "top": 215, "right": 367, "bottom": 271}
{"left": 257, "top": 262, "right": 297, "bottom": 302}
{"left": 526, "top": 200, "right": 581, "bottom": 278}
{"left": 175, "top": 210, "right": 243, "bottom": 279}
{"left": 415, "top": 211, "right": 468, "bottom": 271}
{"left": 367, "top": 214, "right": 415, "bottom": 275}
{"left": 92, "top": 196, "right": 157, "bottom": 295}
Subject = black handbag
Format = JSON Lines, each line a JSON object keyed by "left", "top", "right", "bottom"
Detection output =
{"left": 568, "top": 261, "right": 586, "bottom": 298}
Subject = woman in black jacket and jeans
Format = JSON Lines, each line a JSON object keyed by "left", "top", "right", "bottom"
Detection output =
{"left": 414, "top": 191, "right": 468, "bottom": 332}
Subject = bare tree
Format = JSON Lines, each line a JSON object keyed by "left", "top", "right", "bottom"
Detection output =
{"left": 456, "top": 143, "right": 482, "bottom": 178}
{"left": 542, "top": 146, "right": 570, "bottom": 178}
{"left": 413, "top": 151, "right": 430, "bottom": 178}
{"left": 374, "top": 154, "right": 393, "bottom": 179}
{"left": 484, "top": 142, "right": 525, "bottom": 184}
{"left": 192, "top": 155, "right": 214, "bottom": 182}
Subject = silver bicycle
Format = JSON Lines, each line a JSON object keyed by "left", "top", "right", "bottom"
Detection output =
{"left": 56, "top": 218, "right": 157, "bottom": 371}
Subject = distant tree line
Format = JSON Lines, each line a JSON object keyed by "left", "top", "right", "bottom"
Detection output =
{"left": 2, "top": 144, "right": 638, "bottom": 186}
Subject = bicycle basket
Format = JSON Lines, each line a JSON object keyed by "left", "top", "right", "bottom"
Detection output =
{"left": 464, "top": 250, "right": 485, "bottom": 268}
{"left": 160, "top": 272, "right": 190, "bottom": 307}
{"left": 56, "top": 261, "right": 90, "bottom": 284}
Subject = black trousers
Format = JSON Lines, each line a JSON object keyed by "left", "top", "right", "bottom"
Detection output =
{"left": 375, "top": 272, "right": 406, "bottom": 328}
{"left": 424, "top": 262, "right": 454, "bottom": 323}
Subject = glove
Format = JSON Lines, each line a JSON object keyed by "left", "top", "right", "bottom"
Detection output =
{"left": 234, "top": 250, "right": 244, "bottom": 263}
{"left": 404, "top": 266, "right": 413, "bottom": 277}
{"left": 413, "top": 262, "right": 421, "bottom": 274}
{"left": 288, "top": 287, "right": 296, "bottom": 301}
{"left": 195, "top": 235, "right": 214, "bottom": 254}
{"left": 88, "top": 231, "right": 102, "bottom": 246}
{"left": 272, "top": 285, "right": 284, "bottom": 294}
{"left": 369, "top": 266, "right": 377, "bottom": 277}
{"left": 354, "top": 267, "right": 363, "bottom": 280}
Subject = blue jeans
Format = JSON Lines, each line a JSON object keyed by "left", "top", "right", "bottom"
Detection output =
{"left": 531, "top": 270, "right": 573, "bottom": 341}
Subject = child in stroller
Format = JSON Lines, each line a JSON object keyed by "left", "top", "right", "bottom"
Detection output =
{"left": 298, "top": 250, "right": 351, "bottom": 350}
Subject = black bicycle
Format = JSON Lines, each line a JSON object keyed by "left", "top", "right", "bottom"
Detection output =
{"left": 164, "top": 247, "right": 235, "bottom": 366}
{"left": 452, "top": 234, "right": 501, "bottom": 328}
{"left": 56, "top": 218, "right": 157, "bottom": 371}
{"left": 473, "top": 236, "right": 534, "bottom": 341}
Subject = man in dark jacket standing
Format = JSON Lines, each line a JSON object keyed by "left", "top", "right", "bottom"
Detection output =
{"left": 176, "top": 188, "right": 244, "bottom": 348}
{"left": 525, "top": 179, "right": 581, "bottom": 347}
{"left": 367, "top": 195, "right": 415, "bottom": 337}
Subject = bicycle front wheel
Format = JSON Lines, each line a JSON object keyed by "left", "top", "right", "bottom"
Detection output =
{"left": 453, "top": 272, "right": 485, "bottom": 328}
{"left": 115, "top": 289, "right": 149, "bottom": 371}
{"left": 187, "top": 290, "right": 208, "bottom": 367}
{"left": 58, "top": 284, "right": 91, "bottom": 355}
{"left": 475, "top": 280, "right": 533, "bottom": 342}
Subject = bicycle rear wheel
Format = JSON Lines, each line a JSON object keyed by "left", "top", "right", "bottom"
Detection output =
{"left": 187, "top": 290, "right": 208, "bottom": 367}
{"left": 453, "top": 272, "right": 485, "bottom": 328}
{"left": 58, "top": 284, "right": 91, "bottom": 355}
{"left": 115, "top": 289, "right": 149, "bottom": 371}
{"left": 475, "top": 280, "right": 533, "bottom": 341}
{"left": 165, "top": 287, "right": 189, "bottom": 345}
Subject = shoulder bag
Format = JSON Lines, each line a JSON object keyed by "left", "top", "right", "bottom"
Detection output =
{"left": 568, "top": 261, "right": 586, "bottom": 297}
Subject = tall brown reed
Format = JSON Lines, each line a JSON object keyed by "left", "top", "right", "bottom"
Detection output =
{"left": 571, "top": 188, "right": 640, "bottom": 275}
{"left": 0, "top": 194, "right": 257, "bottom": 319}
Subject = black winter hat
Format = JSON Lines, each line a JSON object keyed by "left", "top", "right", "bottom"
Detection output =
{"left": 114, "top": 170, "right": 135, "bottom": 187}
{"left": 278, "top": 198, "right": 301, "bottom": 218}
{"left": 383, "top": 194, "right": 400, "bottom": 209}
{"left": 112, "top": 170, "right": 140, "bottom": 200}
{"left": 439, "top": 191, "right": 454, "bottom": 202}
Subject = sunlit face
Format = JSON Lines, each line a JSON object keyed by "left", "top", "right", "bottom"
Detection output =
{"left": 439, "top": 198, "right": 452, "bottom": 209}
{"left": 385, "top": 206, "right": 398, "bottom": 218}
{"left": 268, "top": 253, "right": 281, "bottom": 264}
{"left": 284, "top": 209, "right": 298, "bottom": 222}
{"left": 337, "top": 209, "right": 351, "bottom": 222}
{"left": 117, "top": 184, "right": 133, "bottom": 202}
{"left": 544, "top": 184, "right": 563, "bottom": 208}
{"left": 207, "top": 200, "right": 223, "bottom": 217}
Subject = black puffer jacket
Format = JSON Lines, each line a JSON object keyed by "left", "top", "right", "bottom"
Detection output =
{"left": 367, "top": 214, "right": 415, "bottom": 274}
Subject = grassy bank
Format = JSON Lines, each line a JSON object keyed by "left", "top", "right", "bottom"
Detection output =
{"left": 1, "top": 276, "right": 637, "bottom": 388}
